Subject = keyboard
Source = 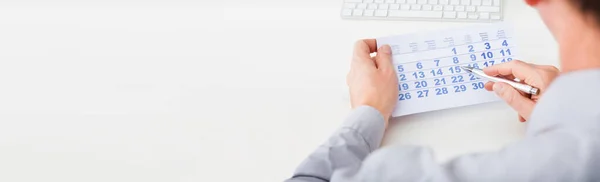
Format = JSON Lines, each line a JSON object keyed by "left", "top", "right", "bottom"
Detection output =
{"left": 341, "top": 0, "right": 503, "bottom": 22}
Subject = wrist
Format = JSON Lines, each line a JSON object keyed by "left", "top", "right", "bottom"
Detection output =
{"left": 355, "top": 104, "right": 390, "bottom": 127}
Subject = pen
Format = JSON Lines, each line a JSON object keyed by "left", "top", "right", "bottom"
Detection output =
{"left": 461, "top": 66, "right": 540, "bottom": 96}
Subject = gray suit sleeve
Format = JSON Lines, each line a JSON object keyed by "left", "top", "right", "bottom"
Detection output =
{"left": 286, "top": 106, "right": 386, "bottom": 182}
{"left": 288, "top": 70, "right": 600, "bottom": 182}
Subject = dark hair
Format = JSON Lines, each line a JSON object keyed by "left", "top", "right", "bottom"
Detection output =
{"left": 572, "top": 0, "right": 600, "bottom": 25}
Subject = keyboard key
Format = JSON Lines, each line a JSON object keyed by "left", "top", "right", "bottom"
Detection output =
{"left": 379, "top": 4, "right": 389, "bottom": 9}
{"left": 397, "top": 0, "right": 407, "bottom": 3}
{"left": 443, "top": 11, "right": 457, "bottom": 18}
{"left": 345, "top": 0, "right": 363, "bottom": 2}
{"left": 375, "top": 10, "right": 388, "bottom": 16}
{"left": 482, "top": 0, "right": 492, "bottom": 6}
{"left": 477, "top": 6, "right": 500, "bottom": 12}
{"left": 480, "top": 12, "right": 490, "bottom": 19}
{"left": 412, "top": 4, "right": 422, "bottom": 10}
{"left": 493, "top": 0, "right": 500, "bottom": 6}
{"left": 458, "top": 12, "right": 468, "bottom": 18}
{"left": 423, "top": 5, "right": 433, "bottom": 10}
{"left": 390, "top": 4, "right": 401, "bottom": 9}
{"left": 368, "top": 3, "right": 378, "bottom": 9}
{"left": 472, "top": 0, "right": 481, "bottom": 5}
{"left": 408, "top": 0, "right": 417, "bottom": 3}
{"left": 461, "top": 0, "right": 471, "bottom": 5}
{"left": 439, "top": 0, "right": 449, "bottom": 4}
{"left": 401, "top": 4, "right": 411, "bottom": 10}
{"left": 466, "top": 6, "right": 476, "bottom": 12}
{"left": 375, "top": 0, "right": 385, "bottom": 3}
{"left": 468, "top": 12, "right": 479, "bottom": 19}
{"left": 353, "top": 9, "right": 364, "bottom": 16}
{"left": 491, "top": 13, "right": 501, "bottom": 19}
{"left": 418, "top": 0, "right": 428, "bottom": 4}
{"left": 429, "top": 0, "right": 438, "bottom": 4}
{"left": 357, "top": 3, "right": 368, "bottom": 9}
{"left": 365, "top": 0, "right": 374, "bottom": 3}
{"left": 456, "top": 6, "right": 465, "bottom": 11}
{"left": 450, "top": 0, "right": 460, "bottom": 5}
{"left": 444, "top": 5, "right": 454, "bottom": 11}
{"left": 364, "top": 9, "right": 375, "bottom": 16}
{"left": 342, "top": 9, "right": 353, "bottom": 16}
{"left": 389, "top": 10, "right": 443, "bottom": 18}
{"left": 386, "top": 0, "right": 396, "bottom": 3}
{"left": 344, "top": 3, "right": 357, "bottom": 9}
{"left": 434, "top": 5, "right": 444, "bottom": 11}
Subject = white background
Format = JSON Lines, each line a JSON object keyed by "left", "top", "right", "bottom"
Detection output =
{"left": 0, "top": 0, "right": 558, "bottom": 182}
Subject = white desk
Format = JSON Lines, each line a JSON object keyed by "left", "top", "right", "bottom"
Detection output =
{"left": 0, "top": 1, "right": 557, "bottom": 182}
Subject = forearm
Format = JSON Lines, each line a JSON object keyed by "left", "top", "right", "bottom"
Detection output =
{"left": 286, "top": 106, "right": 386, "bottom": 182}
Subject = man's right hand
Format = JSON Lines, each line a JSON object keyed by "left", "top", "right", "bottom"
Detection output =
{"left": 483, "top": 60, "right": 560, "bottom": 122}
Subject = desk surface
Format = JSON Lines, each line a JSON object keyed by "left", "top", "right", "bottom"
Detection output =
{"left": 0, "top": 1, "right": 557, "bottom": 182}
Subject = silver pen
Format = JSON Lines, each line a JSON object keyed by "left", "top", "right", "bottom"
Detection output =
{"left": 461, "top": 66, "right": 539, "bottom": 96}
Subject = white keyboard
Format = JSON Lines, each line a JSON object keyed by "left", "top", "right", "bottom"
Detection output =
{"left": 341, "top": 0, "right": 503, "bottom": 22}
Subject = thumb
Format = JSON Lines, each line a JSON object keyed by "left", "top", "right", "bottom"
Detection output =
{"left": 375, "top": 45, "right": 393, "bottom": 70}
{"left": 493, "top": 82, "right": 536, "bottom": 119}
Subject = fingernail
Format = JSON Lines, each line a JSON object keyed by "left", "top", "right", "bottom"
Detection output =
{"left": 379, "top": 45, "right": 391, "bottom": 54}
{"left": 493, "top": 83, "right": 504, "bottom": 94}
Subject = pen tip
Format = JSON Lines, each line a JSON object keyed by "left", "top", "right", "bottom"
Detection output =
{"left": 461, "top": 66, "right": 473, "bottom": 72}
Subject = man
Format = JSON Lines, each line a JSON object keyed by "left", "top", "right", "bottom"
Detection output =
{"left": 287, "top": 0, "right": 600, "bottom": 181}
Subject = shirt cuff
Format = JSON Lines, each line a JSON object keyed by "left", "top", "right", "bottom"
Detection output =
{"left": 341, "top": 106, "right": 386, "bottom": 152}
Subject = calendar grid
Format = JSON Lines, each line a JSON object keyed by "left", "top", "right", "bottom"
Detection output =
{"left": 393, "top": 37, "right": 513, "bottom": 56}
{"left": 377, "top": 24, "right": 517, "bottom": 116}
{"left": 394, "top": 46, "right": 516, "bottom": 66}
{"left": 402, "top": 79, "right": 486, "bottom": 93}
{"left": 397, "top": 56, "right": 515, "bottom": 82}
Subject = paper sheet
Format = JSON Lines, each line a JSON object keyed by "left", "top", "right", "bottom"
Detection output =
{"left": 377, "top": 23, "right": 518, "bottom": 117}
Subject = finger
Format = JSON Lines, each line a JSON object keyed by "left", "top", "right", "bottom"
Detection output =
{"left": 375, "top": 45, "right": 393, "bottom": 70}
{"left": 483, "top": 60, "right": 537, "bottom": 80}
{"left": 484, "top": 81, "right": 494, "bottom": 91}
{"left": 353, "top": 39, "right": 378, "bottom": 58}
{"left": 493, "top": 82, "right": 536, "bottom": 119}
{"left": 519, "top": 115, "right": 526, "bottom": 122}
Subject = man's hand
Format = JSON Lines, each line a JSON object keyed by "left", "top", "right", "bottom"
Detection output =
{"left": 347, "top": 39, "right": 399, "bottom": 125}
{"left": 483, "top": 60, "right": 560, "bottom": 122}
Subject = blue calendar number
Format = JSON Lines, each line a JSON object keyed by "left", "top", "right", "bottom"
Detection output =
{"left": 468, "top": 63, "right": 480, "bottom": 69}
{"left": 468, "top": 45, "right": 474, "bottom": 52}
{"left": 452, "top": 48, "right": 457, "bottom": 55}
{"left": 483, "top": 60, "right": 495, "bottom": 67}
{"left": 472, "top": 82, "right": 485, "bottom": 90}
{"left": 501, "top": 58, "right": 513, "bottom": 63}
{"left": 397, "top": 65, "right": 404, "bottom": 72}
{"left": 416, "top": 62, "right": 423, "bottom": 69}
{"left": 399, "top": 83, "right": 409, "bottom": 90}
{"left": 485, "top": 42, "right": 491, "bottom": 50}
{"left": 434, "top": 78, "right": 447, "bottom": 86}
{"left": 435, "top": 88, "right": 449, "bottom": 95}
{"left": 434, "top": 60, "right": 440, "bottom": 67}
{"left": 451, "top": 75, "right": 464, "bottom": 83}
{"left": 449, "top": 66, "right": 462, "bottom": 74}
{"left": 415, "top": 80, "right": 428, "bottom": 88}
{"left": 399, "top": 74, "right": 407, "bottom": 81}
{"left": 413, "top": 71, "right": 425, "bottom": 79}
{"left": 502, "top": 40, "right": 509, "bottom": 46}
{"left": 481, "top": 52, "right": 494, "bottom": 59}
{"left": 417, "top": 90, "right": 429, "bottom": 98}
{"left": 500, "top": 49, "right": 512, "bottom": 56}
{"left": 470, "top": 54, "right": 477, "bottom": 61}
{"left": 453, "top": 57, "right": 460, "bottom": 64}
{"left": 430, "top": 69, "right": 443, "bottom": 76}
{"left": 454, "top": 85, "right": 467, "bottom": 93}
{"left": 399, "top": 93, "right": 412, "bottom": 100}
{"left": 469, "top": 73, "right": 480, "bottom": 81}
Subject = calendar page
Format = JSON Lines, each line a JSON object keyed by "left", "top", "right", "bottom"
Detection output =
{"left": 377, "top": 23, "right": 518, "bottom": 117}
